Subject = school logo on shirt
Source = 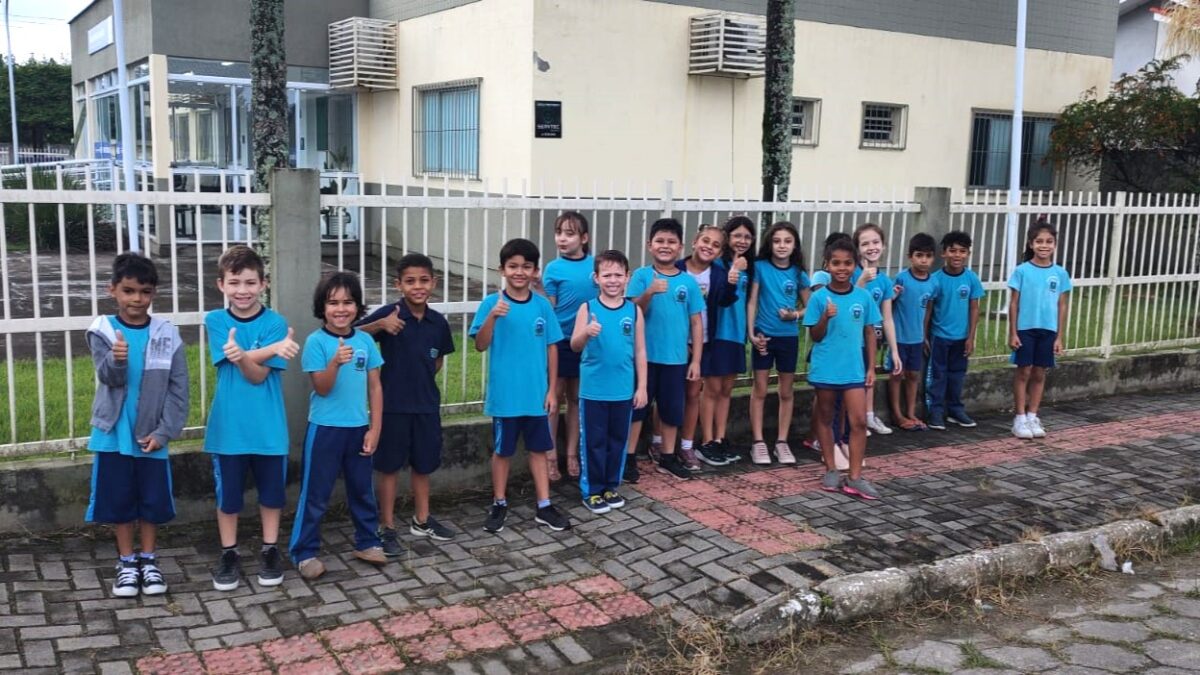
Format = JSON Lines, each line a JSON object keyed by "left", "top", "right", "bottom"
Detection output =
{"left": 919, "top": 292, "right": 931, "bottom": 309}
{"left": 1048, "top": 275, "right": 1059, "bottom": 292}
{"left": 429, "top": 348, "right": 439, "bottom": 359}
{"left": 957, "top": 284, "right": 969, "bottom": 299}
{"left": 674, "top": 286, "right": 688, "bottom": 303}
{"left": 621, "top": 318, "right": 634, "bottom": 336}
{"left": 851, "top": 303, "right": 864, "bottom": 320}
{"left": 871, "top": 287, "right": 883, "bottom": 302}
{"left": 784, "top": 280, "right": 797, "bottom": 297}
{"left": 534, "top": 317, "right": 546, "bottom": 337}
{"left": 353, "top": 348, "right": 367, "bottom": 371}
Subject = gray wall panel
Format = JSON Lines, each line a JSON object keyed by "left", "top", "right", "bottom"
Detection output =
{"left": 646, "top": 0, "right": 1118, "bottom": 58}
{"left": 369, "top": 0, "right": 480, "bottom": 21}
{"left": 1112, "top": 6, "right": 1158, "bottom": 79}
{"left": 70, "top": 0, "right": 152, "bottom": 83}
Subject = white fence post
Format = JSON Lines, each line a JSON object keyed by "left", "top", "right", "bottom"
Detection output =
{"left": 660, "top": 179, "right": 674, "bottom": 218}
{"left": 1100, "top": 190, "right": 1128, "bottom": 359}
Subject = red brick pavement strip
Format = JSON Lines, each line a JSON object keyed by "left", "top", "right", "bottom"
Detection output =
{"left": 134, "top": 574, "right": 652, "bottom": 672}
{"left": 633, "top": 410, "right": 1200, "bottom": 555}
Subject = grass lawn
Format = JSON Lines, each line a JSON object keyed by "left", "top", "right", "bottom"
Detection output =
{"left": 2, "top": 288, "right": 1196, "bottom": 447}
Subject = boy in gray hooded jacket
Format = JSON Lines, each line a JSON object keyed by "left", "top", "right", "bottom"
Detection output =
{"left": 85, "top": 253, "right": 189, "bottom": 598}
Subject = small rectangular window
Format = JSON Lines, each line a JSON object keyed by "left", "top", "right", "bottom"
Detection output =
{"left": 860, "top": 102, "right": 907, "bottom": 150}
{"left": 791, "top": 97, "right": 820, "bottom": 147}
{"left": 413, "top": 79, "right": 481, "bottom": 179}
{"left": 968, "top": 111, "right": 1056, "bottom": 190}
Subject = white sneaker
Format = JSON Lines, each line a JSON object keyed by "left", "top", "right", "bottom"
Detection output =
{"left": 1028, "top": 415, "right": 1046, "bottom": 438}
{"left": 750, "top": 441, "right": 771, "bottom": 465}
{"left": 1012, "top": 415, "right": 1033, "bottom": 439}
{"left": 866, "top": 415, "right": 893, "bottom": 435}
{"left": 834, "top": 443, "right": 850, "bottom": 471}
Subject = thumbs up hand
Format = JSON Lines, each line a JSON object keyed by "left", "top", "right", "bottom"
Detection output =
{"left": 586, "top": 313, "right": 602, "bottom": 338}
{"left": 728, "top": 256, "right": 746, "bottom": 284}
{"left": 223, "top": 327, "right": 244, "bottom": 363}
{"left": 824, "top": 299, "right": 837, "bottom": 318}
{"left": 650, "top": 276, "right": 669, "bottom": 294}
{"left": 273, "top": 326, "right": 300, "bottom": 360}
{"left": 491, "top": 298, "right": 511, "bottom": 319}
{"left": 112, "top": 329, "right": 128, "bottom": 362}
{"left": 378, "top": 305, "right": 406, "bottom": 335}
{"left": 335, "top": 337, "right": 353, "bottom": 365}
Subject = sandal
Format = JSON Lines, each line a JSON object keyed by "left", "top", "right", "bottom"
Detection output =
{"left": 546, "top": 449, "right": 562, "bottom": 482}
{"left": 566, "top": 451, "right": 581, "bottom": 478}
{"left": 899, "top": 419, "right": 927, "bottom": 431}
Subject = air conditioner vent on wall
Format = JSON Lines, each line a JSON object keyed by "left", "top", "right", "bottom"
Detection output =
{"left": 329, "top": 17, "right": 398, "bottom": 90}
{"left": 688, "top": 12, "right": 766, "bottom": 78}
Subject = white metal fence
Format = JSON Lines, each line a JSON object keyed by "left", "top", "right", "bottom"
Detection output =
{"left": 1, "top": 178, "right": 1197, "bottom": 459}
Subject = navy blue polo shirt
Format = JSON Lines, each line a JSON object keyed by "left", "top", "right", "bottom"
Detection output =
{"left": 359, "top": 301, "right": 455, "bottom": 414}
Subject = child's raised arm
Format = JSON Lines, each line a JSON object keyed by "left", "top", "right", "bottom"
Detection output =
{"left": 311, "top": 337, "right": 352, "bottom": 396}
{"left": 87, "top": 329, "right": 128, "bottom": 388}
{"left": 569, "top": 303, "right": 594, "bottom": 353}
{"left": 808, "top": 297, "right": 836, "bottom": 342}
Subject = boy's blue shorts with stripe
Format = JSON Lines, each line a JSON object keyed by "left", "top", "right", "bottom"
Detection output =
{"left": 86, "top": 452, "right": 175, "bottom": 525}
{"left": 492, "top": 415, "right": 554, "bottom": 457}
{"left": 212, "top": 454, "right": 288, "bottom": 515}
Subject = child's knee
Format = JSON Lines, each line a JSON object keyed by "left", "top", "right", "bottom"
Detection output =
{"left": 777, "top": 387, "right": 794, "bottom": 403}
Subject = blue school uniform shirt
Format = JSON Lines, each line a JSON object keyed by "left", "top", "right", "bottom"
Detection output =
{"left": 626, "top": 266, "right": 704, "bottom": 365}
{"left": 753, "top": 261, "right": 810, "bottom": 337}
{"left": 929, "top": 268, "right": 986, "bottom": 340}
{"left": 855, "top": 268, "right": 894, "bottom": 328}
{"left": 803, "top": 286, "right": 881, "bottom": 386}
{"left": 469, "top": 291, "right": 563, "bottom": 417}
{"left": 892, "top": 269, "right": 936, "bottom": 345}
{"left": 543, "top": 255, "right": 597, "bottom": 340}
{"left": 810, "top": 270, "right": 831, "bottom": 288}
{"left": 714, "top": 269, "right": 749, "bottom": 343}
{"left": 579, "top": 299, "right": 638, "bottom": 401}
{"left": 1008, "top": 262, "right": 1072, "bottom": 332}
{"left": 89, "top": 317, "right": 168, "bottom": 459}
{"left": 204, "top": 308, "right": 289, "bottom": 456}
{"left": 301, "top": 328, "right": 383, "bottom": 427}
{"left": 359, "top": 302, "right": 455, "bottom": 414}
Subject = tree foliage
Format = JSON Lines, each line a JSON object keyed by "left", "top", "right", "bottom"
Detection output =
{"left": 1048, "top": 57, "right": 1200, "bottom": 193}
{"left": 0, "top": 58, "right": 73, "bottom": 147}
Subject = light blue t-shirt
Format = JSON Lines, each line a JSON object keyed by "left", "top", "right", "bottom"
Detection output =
{"left": 929, "top": 268, "right": 986, "bottom": 340}
{"left": 803, "top": 286, "right": 881, "bottom": 386}
{"left": 204, "top": 308, "right": 289, "bottom": 456}
{"left": 579, "top": 299, "right": 638, "bottom": 402}
{"left": 714, "top": 269, "right": 749, "bottom": 343}
{"left": 469, "top": 291, "right": 564, "bottom": 417}
{"left": 810, "top": 270, "right": 831, "bottom": 289}
{"left": 626, "top": 266, "right": 704, "bottom": 365}
{"left": 543, "top": 255, "right": 597, "bottom": 339}
{"left": 753, "top": 260, "right": 810, "bottom": 338}
{"left": 855, "top": 268, "right": 894, "bottom": 329}
{"left": 892, "top": 268, "right": 935, "bottom": 345}
{"left": 1008, "top": 261, "right": 1072, "bottom": 332}
{"left": 89, "top": 317, "right": 168, "bottom": 459}
{"left": 301, "top": 328, "right": 383, "bottom": 427}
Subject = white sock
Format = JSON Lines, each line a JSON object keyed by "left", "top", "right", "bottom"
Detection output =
{"left": 681, "top": 439, "right": 693, "bottom": 450}
{"left": 651, "top": 434, "right": 663, "bottom": 446}
{"left": 866, "top": 412, "right": 877, "bottom": 423}
{"left": 1026, "top": 412, "right": 1036, "bottom": 421}
{"left": 1015, "top": 414, "right": 1025, "bottom": 423}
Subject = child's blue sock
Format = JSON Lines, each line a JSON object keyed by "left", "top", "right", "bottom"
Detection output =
{"left": 119, "top": 554, "right": 136, "bottom": 564}
{"left": 138, "top": 551, "right": 156, "bottom": 562}
{"left": 537, "top": 498, "right": 551, "bottom": 509}
{"left": 494, "top": 498, "right": 507, "bottom": 507}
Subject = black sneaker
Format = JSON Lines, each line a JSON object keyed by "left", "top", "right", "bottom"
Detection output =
{"left": 623, "top": 458, "right": 640, "bottom": 484}
{"left": 212, "top": 549, "right": 241, "bottom": 592}
{"left": 410, "top": 515, "right": 456, "bottom": 542}
{"left": 695, "top": 441, "right": 730, "bottom": 467}
{"left": 719, "top": 439, "right": 741, "bottom": 463}
{"left": 378, "top": 527, "right": 404, "bottom": 557}
{"left": 535, "top": 504, "right": 571, "bottom": 531}
{"left": 484, "top": 503, "right": 508, "bottom": 533}
{"left": 602, "top": 490, "right": 626, "bottom": 508}
{"left": 112, "top": 559, "right": 140, "bottom": 598}
{"left": 656, "top": 453, "right": 693, "bottom": 480}
{"left": 257, "top": 546, "right": 284, "bottom": 586}
{"left": 139, "top": 559, "right": 167, "bottom": 595}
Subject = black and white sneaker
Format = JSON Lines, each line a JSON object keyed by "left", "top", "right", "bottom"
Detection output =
{"left": 535, "top": 504, "right": 571, "bottom": 531}
{"left": 139, "top": 559, "right": 167, "bottom": 595}
{"left": 484, "top": 504, "right": 508, "bottom": 533}
{"left": 257, "top": 546, "right": 284, "bottom": 586}
{"left": 378, "top": 527, "right": 404, "bottom": 557}
{"left": 211, "top": 549, "right": 241, "bottom": 592}
{"left": 411, "top": 515, "right": 456, "bottom": 542}
{"left": 719, "top": 439, "right": 742, "bottom": 464}
{"left": 112, "top": 560, "right": 140, "bottom": 598}
{"left": 656, "top": 453, "right": 693, "bottom": 480}
{"left": 623, "top": 459, "right": 640, "bottom": 484}
{"left": 602, "top": 490, "right": 626, "bottom": 509}
{"left": 695, "top": 441, "right": 730, "bottom": 467}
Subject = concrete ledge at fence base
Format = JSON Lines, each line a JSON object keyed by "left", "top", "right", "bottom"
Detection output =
{"left": 1, "top": 348, "right": 1198, "bottom": 535}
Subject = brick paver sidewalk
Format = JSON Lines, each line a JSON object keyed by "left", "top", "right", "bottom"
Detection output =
{"left": 1, "top": 391, "right": 1198, "bottom": 673}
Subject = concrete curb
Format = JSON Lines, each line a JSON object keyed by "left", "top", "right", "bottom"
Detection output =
{"left": 733, "top": 505, "right": 1200, "bottom": 644}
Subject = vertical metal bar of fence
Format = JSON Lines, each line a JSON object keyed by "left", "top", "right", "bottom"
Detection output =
{"left": 358, "top": 178, "right": 366, "bottom": 285}
{"left": 380, "top": 177, "right": 389, "bottom": 303}
{"left": 1101, "top": 192, "right": 1127, "bottom": 357}
{"left": 0, "top": 185, "right": 14, "bottom": 443}
{"left": 56, "top": 166, "right": 76, "bottom": 440}
{"left": 440, "top": 176, "right": 451, "bottom": 394}
{"left": 24, "top": 166, "right": 46, "bottom": 439}
{"left": 141, "top": 170, "right": 151, "bottom": 254}
{"left": 460, "top": 180, "right": 470, "bottom": 403}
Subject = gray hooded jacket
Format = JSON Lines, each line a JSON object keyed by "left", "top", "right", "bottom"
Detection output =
{"left": 86, "top": 315, "right": 190, "bottom": 448}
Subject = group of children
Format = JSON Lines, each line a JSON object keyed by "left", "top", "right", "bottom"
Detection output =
{"left": 85, "top": 212, "right": 1069, "bottom": 597}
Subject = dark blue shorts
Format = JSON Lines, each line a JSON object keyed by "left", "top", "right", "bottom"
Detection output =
{"left": 212, "top": 454, "right": 287, "bottom": 514}
{"left": 886, "top": 342, "right": 926, "bottom": 375}
{"left": 493, "top": 415, "right": 554, "bottom": 457}
{"left": 702, "top": 339, "right": 746, "bottom": 377}
{"left": 86, "top": 452, "right": 175, "bottom": 525}
{"left": 377, "top": 412, "right": 442, "bottom": 475}
{"left": 632, "top": 362, "right": 687, "bottom": 426}
{"left": 751, "top": 335, "right": 799, "bottom": 373}
{"left": 810, "top": 382, "right": 868, "bottom": 391}
{"left": 556, "top": 340, "right": 581, "bottom": 379}
{"left": 1014, "top": 328, "right": 1056, "bottom": 368}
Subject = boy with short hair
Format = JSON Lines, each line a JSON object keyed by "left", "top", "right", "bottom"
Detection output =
{"left": 924, "top": 231, "right": 985, "bottom": 431}
{"left": 625, "top": 218, "right": 704, "bottom": 482}
{"left": 358, "top": 253, "right": 457, "bottom": 553}
{"left": 570, "top": 250, "right": 648, "bottom": 514}
{"left": 887, "top": 233, "right": 937, "bottom": 431}
{"left": 469, "top": 238, "right": 571, "bottom": 534}
{"left": 85, "top": 252, "right": 189, "bottom": 598}
{"left": 205, "top": 245, "right": 299, "bottom": 591}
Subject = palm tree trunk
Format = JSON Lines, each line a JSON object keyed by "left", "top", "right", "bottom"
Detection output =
{"left": 761, "top": 0, "right": 795, "bottom": 211}
{"left": 251, "top": 0, "right": 288, "bottom": 269}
